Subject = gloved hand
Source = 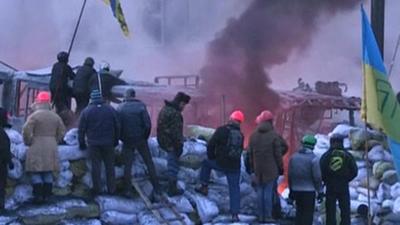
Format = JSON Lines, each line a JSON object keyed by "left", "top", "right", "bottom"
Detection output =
{"left": 8, "top": 161, "right": 14, "bottom": 170}
{"left": 79, "top": 143, "right": 87, "bottom": 151}
{"left": 317, "top": 192, "right": 325, "bottom": 203}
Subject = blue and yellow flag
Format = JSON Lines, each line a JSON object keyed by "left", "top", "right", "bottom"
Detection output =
{"left": 103, "top": 0, "right": 130, "bottom": 37}
{"left": 361, "top": 6, "right": 400, "bottom": 176}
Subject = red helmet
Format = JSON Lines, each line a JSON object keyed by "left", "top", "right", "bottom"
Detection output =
{"left": 36, "top": 91, "right": 51, "bottom": 103}
{"left": 230, "top": 110, "right": 245, "bottom": 123}
{"left": 255, "top": 110, "right": 274, "bottom": 124}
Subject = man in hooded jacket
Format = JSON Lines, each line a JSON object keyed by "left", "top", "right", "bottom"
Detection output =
{"left": 73, "top": 57, "right": 96, "bottom": 115}
{"left": 247, "top": 110, "right": 285, "bottom": 223}
{"left": 49, "top": 51, "right": 75, "bottom": 114}
{"left": 157, "top": 92, "right": 191, "bottom": 196}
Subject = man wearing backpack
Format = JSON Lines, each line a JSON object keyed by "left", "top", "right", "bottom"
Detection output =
{"left": 320, "top": 134, "right": 358, "bottom": 225}
{"left": 195, "top": 110, "right": 245, "bottom": 222}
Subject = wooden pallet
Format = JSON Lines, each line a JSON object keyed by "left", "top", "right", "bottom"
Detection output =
{"left": 131, "top": 179, "right": 186, "bottom": 225}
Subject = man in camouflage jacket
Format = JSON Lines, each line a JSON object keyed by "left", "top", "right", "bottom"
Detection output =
{"left": 157, "top": 92, "right": 191, "bottom": 196}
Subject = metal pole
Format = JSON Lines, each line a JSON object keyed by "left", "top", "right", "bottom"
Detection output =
{"left": 371, "top": 0, "right": 385, "bottom": 58}
{"left": 68, "top": 0, "right": 88, "bottom": 55}
{"left": 388, "top": 34, "right": 400, "bottom": 78}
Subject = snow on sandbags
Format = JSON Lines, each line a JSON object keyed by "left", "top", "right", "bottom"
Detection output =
{"left": 95, "top": 196, "right": 146, "bottom": 214}
{"left": 12, "top": 184, "right": 32, "bottom": 204}
{"left": 153, "top": 157, "right": 168, "bottom": 174}
{"left": 8, "top": 158, "right": 23, "bottom": 179}
{"left": 58, "top": 145, "right": 87, "bottom": 161}
{"left": 186, "top": 125, "right": 216, "bottom": 142}
{"left": 64, "top": 128, "right": 78, "bottom": 146}
{"left": 101, "top": 211, "right": 137, "bottom": 225}
{"left": 138, "top": 211, "right": 161, "bottom": 225}
{"left": 148, "top": 137, "right": 166, "bottom": 158}
{"left": 5, "top": 128, "right": 23, "bottom": 144}
{"left": 56, "top": 170, "right": 73, "bottom": 188}
{"left": 180, "top": 140, "right": 207, "bottom": 169}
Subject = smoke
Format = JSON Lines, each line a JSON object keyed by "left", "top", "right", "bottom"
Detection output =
{"left": 201, "top": 0, "right": 361, "bottom": 130}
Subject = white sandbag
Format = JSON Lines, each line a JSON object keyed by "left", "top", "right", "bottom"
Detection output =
{"left": 5, "top": 128, "right": 23, "bottom": 144}
{"left": 368, "top": 145, "right": 389, "bottom": 162}
{"left": 58, "top": 145, "right": 87, "bottom": 161}
{"left": 148, "top": 137, "right": 166, "bottom": 158}
{"left": 95, "top": 196, "right": 145, "bottom": 214}
{"left": 329, "top": 124, "right": 355, "bottom": 137}
{"left": 356, "top": 187, "right": 375, "bottom": 198}
{"left": 355, "top": 168, "right": 368, "bottom": 182}
{"left": 56, "top": 170, "right": 73, "bottom": 188}
{"left": 64, "top": 128, "right": 78, "bottom": 146}
{"left": 12, "top": 184, "right": 32, "bottom": 203}
{"left": 7, "top": 158, "right": 23, "bottom": 179}
{"left": 191, "top": 194, "right": 219, "bottom": 223}
{"left": 82, "top": 172, "right": 93, "bottom": 188}
{"left": 394, "top": 197, "right": 400, "bottom": 213}
{"left": 101, "top": 211, "right": 137, "bottom": 225}
{"left": 157, "top": 208, "right": 194, "bottom": 225}
{"left": 0, "top": 215, "right": 17, "bottom": 224}
{"left": 11, "top": 143, "right": 26, "bottom": 161}
{"left": 59, "top": 219, "right": 102, "bottom": 225}
{"left": 314, "top": 134, "right": 330, "bottom": 156}
{"left": 55, "top": 199, "right": 88, "bottom": 209}
{"left": 182, "top": 140, "right": 207, "bottom": 156}
{"left": 167, "top": 196, "right": 194, "bottom": 213}
{"left": 18, "top": 205, "right": 67, "bottom": 217}
{"left": 391, "top": 183, "right": 400, "bottom": 199}
{"left": 349, "top": 187, "right": 358, "bottom": 200}
{"left": 377, "top": 183, "right": 392, "bottom": 202}
{"left": 60, "top": 161, "right": 70, "bottom": 171}
{"left": 382, "top": 200, "right": 394, "bottom": 210}
{"left": 5, "top": 198, "right": 17, "bottom": 210}
{"left": 186, "top": 125, "right": 216, "bottom": 142}
{"left": 138, "top": 211, "right": 161, "bottom": 225}
{"left": 153, "top": 157, "right": 168, "bottom": 173}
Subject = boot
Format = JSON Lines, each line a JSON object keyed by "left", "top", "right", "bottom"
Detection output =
{"left": 231, "top": 214, "right": 240, "bottom": 222}
{"left": 32, "top": 183, "right": 43, "bottom": 204}
{"left": 167, "top": 180, "right": 184, "bottom": 196}
{"left": 194, "top": 184, "right": 208, "bottom": 196}
{"left": 42, "top": 183, "right": 52, "bottom": 202}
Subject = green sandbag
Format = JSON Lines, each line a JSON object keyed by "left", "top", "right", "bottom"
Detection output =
{"left": 350, "top": 129, "right": 368, "bottom": 150}
{"left": 373, "top": 161, "right": 394, "bottom": 180}
{"left": 186, "top": 125, "right": 215, "bottom": 142}
{"left": 70, "top": 159, "right": 87, "bottom": 178}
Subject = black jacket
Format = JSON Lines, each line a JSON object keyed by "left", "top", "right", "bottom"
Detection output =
{"left": 89, "top": 72, "right": 127, "bottom": 99}
{"left": 0, "top": 128, "right": 11, "bottom": 166}
{"left": 117, "top": 98, "right": 151, "bottom": 145}
{"left": 207, "top": 123, "right": 243, "bottom": 171}
{"left": 49, "top": 62, "right": 75, "bottom": 96}
{"left": 78, "top": 101, "right": 120, "bottom": 147}
{"left": 73, "top": 65, "right": 96, "bottom": 95}
{"left": 320, "top": 148, "right": 358, "bottom": 193}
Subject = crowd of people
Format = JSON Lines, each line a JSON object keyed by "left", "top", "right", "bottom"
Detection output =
{"left": 0, "top": 51, "right": 377, "bottom": 224}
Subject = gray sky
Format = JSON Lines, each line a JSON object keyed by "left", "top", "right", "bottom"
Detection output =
{"left": 0, "top": 0, "right": 399, "bottom": 96}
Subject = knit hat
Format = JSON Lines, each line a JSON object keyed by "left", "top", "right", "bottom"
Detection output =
{"left": 36, "top": 91, "right": 51, "bottom": 104}
{"left": 124, "top": 88, "right": 136, "bottom": 99}
{"left": 90, "top": 90, "right": 103, "bottom": 102}
{"left": 255, "top": 110, "right": 274, "bottom": 124}
{"left": 84, "top": 57, "right": 94, "bottom": 67}
{"left": 173, "top": 92, "right": 191, "bottom": 104}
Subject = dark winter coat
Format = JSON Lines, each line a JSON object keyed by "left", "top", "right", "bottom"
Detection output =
{"left": 248, "top": 121, "right": 285, "bottom": 184}
{"left": 207, "top": 122, "right": 244, "bottom": 170}
{"left": 320, "top": 147, "right": 358, "bottom": 193}
{"left": 117, "top": 98, "right": 151, "bottom": 145}
{"left": 78, "top": 101, "right": 120, "bottom": 147}
{"left": 73, "top": 64, "right": 96, "bottom": 96}
{"left": 288, "top": 148, "right": 322, "bottom": 192}
{"left": 0, "top": 129, "right": 11, "bottom": 167}
{"left": 157, "top": 100, "right": 184, "bottom": 153}
{"left": 89, "top": 71, "right": 127, "bottom": 100}
{"left": 49, "top": 62, "right": 75, "bottom": 98}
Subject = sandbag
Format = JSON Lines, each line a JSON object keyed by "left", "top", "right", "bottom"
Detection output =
{"left": 5, "top": 128, "right": 23, "bottom": 144}
{"left": 101, "top": 211, "right": 137, "bottom": 225}
{"left": 373, "top": 161, "right": 394, "bottom": 180}
{"left": 329, "top": 124, "right": 355, "bottom": 137}
{"left": 167, "top": 196, "right": 194, "bottom": 214}
{"left": 8, "top": 158, "right": 23, "bottom": 179}
{"left": 58, "top": 145, "right": 87, "bottom": 161}
{"left": 95, "top": 196, "right": 145, "bottom": 214}
{"left": 186, "top": 125, "right": 216, "bottom": 142}
{"left": 63, "top": 128, "right": 78, "bottom": 146}
{"left": 190, "top": 194, "right": 219, "bottom": 223}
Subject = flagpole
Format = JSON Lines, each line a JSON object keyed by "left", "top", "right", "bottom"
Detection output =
{"left": 68, "top": 0, "right": 88, "bottom": 55}
{"left": 362, "top": 64, "right": 372, "bottom": 225}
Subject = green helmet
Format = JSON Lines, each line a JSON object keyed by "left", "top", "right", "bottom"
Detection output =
{"left": 302, "top": 135, "right": 317, "bottom": 149}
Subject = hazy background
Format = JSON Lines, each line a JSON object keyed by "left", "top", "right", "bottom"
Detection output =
{"left": 0, "top": 0, "right": 399, "bottom": 97}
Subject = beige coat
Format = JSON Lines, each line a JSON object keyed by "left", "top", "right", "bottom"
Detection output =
{"left": 22, "top": 103, "right": 66, "bottom": 172}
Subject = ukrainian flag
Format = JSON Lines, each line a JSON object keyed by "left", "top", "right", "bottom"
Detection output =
{"left": 103, "top": 0, "right": 130, "bottom": 37}
{"left": 361, "top": 6, "right": 400, "bottom": 176}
